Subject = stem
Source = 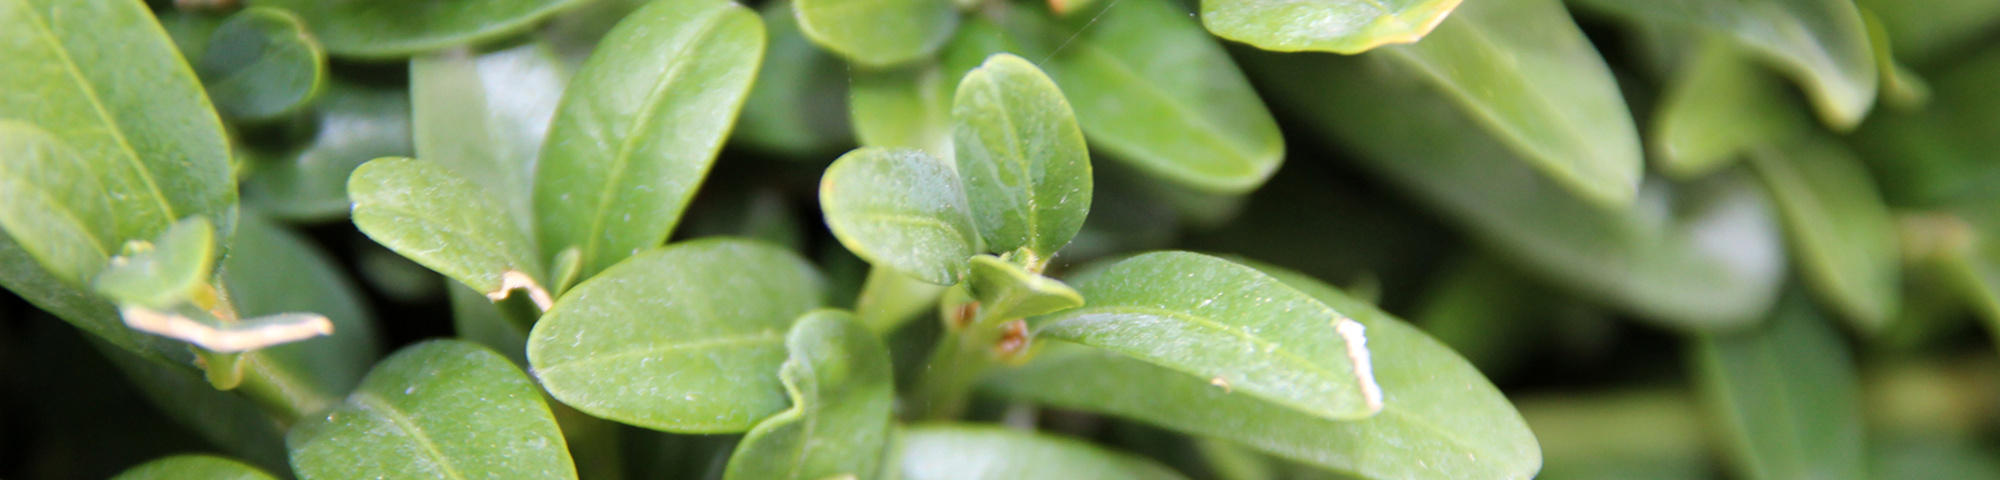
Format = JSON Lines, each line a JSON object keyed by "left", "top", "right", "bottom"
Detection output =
{"left": 911, "top": 314, "right": 1007, "bottom": 420}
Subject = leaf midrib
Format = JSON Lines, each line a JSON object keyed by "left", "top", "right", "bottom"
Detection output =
{"left": 1066, "top": 43, "right": 1263, "bottom": 180}
{"left": 351, "top": 391, "right": 472, "bottom": 480}
{"left": 1042, "top": 304, "right": 1358, "bottom": 407}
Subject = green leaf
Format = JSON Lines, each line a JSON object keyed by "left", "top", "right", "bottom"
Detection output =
{"left": 250, "top": 0, "right": 589, "bottom": 58}
{"left": 528, "top": 238, "right": 825, "bottom": 433}
{"left": 93, "top": 216, "right": 215, "bottom": 310}
{"left": 854, "top": 266, "right": 948, "bottom": 333}
{"left": 795, "top": 0, "right": 958, "bottom": 66}
{"left": 535, "top": 0, "right": 765, "bottom": 281}
{"left": 223, "top": 212, "right": 380, "bottom": 415}
{"left": 449, "top": 283, "right": 529, "bottom": 367}
{"left": 1200, "top": 0, "right": 1462, "bottom": 53}
{"left": 1652, "top": 36, "right": 1810, "bottom": 179}
{"left": 1014, "top": 0, "right": 1285, "bottom": 194}
{"left": 1516, "top": 390, "right": 1709, "bottom": 480}
{"left": 288, "top": 340, "right": 578, "bottom": 480}
{"left": 240, "top": 83, "right": 414, "bottom": 222}
{"left": 1855, "top": 0, "right": 2000, "bottom": 64}
{"left": 1850, "top": 49, "right": 2000, "bottom": 206}
{"left": 197, "top": 7, "right": 325, "bottom": 121}
{"left": 736, "top": 0, "right": 852, "bottom": 156}
{"left": 350, "top": 157, "right": 550, "bottom": 308}
{"left": 953, "top": 53, "right": 1093, "bottom": 257}
{"left": 967, "top": 254, "right": 1083, "bottom": 320}
{"left": 0, "top": 0, "right": 237, "bottom": 268}
{"left": 1690, "top": 293, "right": 1866, "bottom": 480}
{"left": 722, "top": 311, "right": 894, "bottom": 480}
{"left": 0, "top": 121, "right": 116, "bottom": 286}
{"left": 412, "top": 40, "right": 569, "bottom": 236}
{"left": 1245, "top": 49, "right": 1785, "bottom": 330}
{"left": 991, "top": 266, "right": 1541, "bottom": 480}
{"left": 820, "top": 147, "right": 980, "bottom": 285}
{"left": 1377, "top": 0, "right": 1641, "bottom": 207}
{"left": 895, "top": 425, "right": 1190, "bottom": 480}
{"left": 111, "top": 455, "right": 278, "bottom": 480}
{"left": 1572, "top": 0, "right": 1877, "bottom": 130}
{"left": 851, "top": 62, "right": 954, "bottom": 154}
{"left": 1034, "top": 252, "right": 1380, "bottom": 420}
{"left": 1748, "top": 135, "right": 1900, "bottom": 332}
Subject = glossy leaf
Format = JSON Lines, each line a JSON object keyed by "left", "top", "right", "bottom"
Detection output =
{"left": 991, "top": 266, "right": 1542, "bottom": 480}
{"left": 1035, "top": 252, "right": 1380, "bottom": 420}
{"left": 111, "top": 455, "right": 277, "bottom": 480}
{"left": 288, "top": 340, "right": 577, "bottom": 480}
{"left": 535, "top": 0, "right": 765, "bottom": 281}
{"left": 197, "top": 7, "right": 325, "bottom": 121}
{"left": 967, "top": 254, "right": 1083, "bottom": 320}
{"left": 349, "top": 157, "right": 548, "bottom": 308}
{"left": 736, "top": 0, "right": 852, "bottom": 156}
{"left": 251, "top": 0, "right": 589, "bottom": 58}
{"left": 1246, "top": 50, "right": 1785, "bottom": 330}
{"left": 820, "top": 147, "right": 979, "bottom": 285}
{"left": 223, "top": 212, "right": 379, "bottom": 415}
{"left": 93, "top": 216, "right": 214, "bottom": 310}
{"left": 1378, "top": 0, "right": 1641, "bottom": 207}
{"left": 1018, "top": 0, "right": 1285, "bottom": 194}
{"left": 240, "top": 83, "right": 413, "bottom": 221}
{"left": 412, "top": 41, "right": 569, "bottom": 235}
{"left": 795, "top": 0, "right": 958, "bottom": 66}
{"left": 954, "top": 53, "right": 1093, "bottom": 256}
{"left": 1572, "top": 0, "right": 1877, "bottom": 130}
{"left": 0, "top": 121, "right": 116, "bottom": 286}
{"left": 1690, "top": 294, "right": 1865, "bottom": 480}
{"left": 1652, "top": 36, "right": 1809, "bottom": 178}
{"left": 896, "top": 426, "right": 1190, "bottom": 480}
{"left": 1200, "top": 0, "right": 1462, "bottom": 53}
{"left": 528, "top": 238, "right": 824, "bottom": 433}
{"left": 1748, "top": 135, "right": 1900, "bottom": 332}
{"left": 722, "top": 311, "right": 894, "bottom": 480}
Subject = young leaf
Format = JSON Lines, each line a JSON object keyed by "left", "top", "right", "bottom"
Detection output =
{"left": 953, "top": 53, "right": 1093, "bottom": 257}
{"left": 349, "top": 157, "right": 550, "bottom": 309}
{"left": 736, "top": 0, "right": 853, "bottom": 156}
{"left": 288, "top": 340, "right": 578, "bottom": 480}
{"left": 1378, "top": 0, "right": 1641, "bottom": 207}
{"left": 240, "top": 83, "right": 413, "bottom": 221}
{"left": 197, "top": 7, "right": 325, "bottom": 121}
{"left": 527, "top": 238, "right": 825, "bottom": 433}
{"left": 412, "top": 40, "right": 569, "bottom": 236}
{"left": 0, "top": 121, "right": 116, "bottom": 287}
{"left": 1652, "top": 36, "right": 1810, "bottom": 178}
{"left": 991, "top": 267, "right": 1542, "bottom": 480}
{"left": 896, "top": 426, "right": 1190, "bottom": 480}
{"left": 722, "top": 311, "right": 894, "bottom": 480}
{"left": 1035, "top": 252, "right": 1381, "bottom": 420}
{"left": 794, "top": 0, "right": 958, "bottom": 66}
{"left": 535, "top": 0, "right": 766, "bottom": 281}
{"left": 250, "top": 0, "right": 589, "bottom": 59}
{"left": 1200, "top": 0, "right": 1462, "bottom": 54}
{"left": 111, "top": 455, "right": 277, "bottom": 480}
{"left": 1571, "top": 0, "right": 1877, "bottom": 130}
{"left": 1748, "top": 135, "right": 1900, "bottom": 332}
{"left": 820, "top": 147, "right": 980, "bottom": 285}
{"left": 93, "top": 216, "right": 214, "bottom": 310}
{"left": 1015, "top": 0, "right": 1285, "bottom": 194}
{"left": 966, "top": 254, "right": 1083, "bottom": 321}
{"left": 1690, "top": 293, "right": 1866, "bottom": 480}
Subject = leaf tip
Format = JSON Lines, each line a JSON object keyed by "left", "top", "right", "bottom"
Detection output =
{"left": 489, "top": 270, "right": 554, "bottom": 311}
{"left": 1335, "top": 317, "right": 1384, "bottom": 413}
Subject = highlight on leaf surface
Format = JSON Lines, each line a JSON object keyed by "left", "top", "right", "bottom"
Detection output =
{"left": 952, "top": 53, "right": 1093, "bottom": 258}
{"left": 820, "top": 147, "right": 979, "bottom": 285}
{"left": 1201, "top": 0, "right": 1464, "bottom": 54}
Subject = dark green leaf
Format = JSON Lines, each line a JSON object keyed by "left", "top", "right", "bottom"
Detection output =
{"left": 93, "top": 216, "right": 215, "bottom": 310}
{"left": 1652, "top": 36, "right": 1808, "bottom": 178}
{"left": 350, "top": 157, "right": 550, "bottom": 308}
{"left": 1748, "top": 135, "right": 1900, "bottom": 331}
{"left": 1690, "top": 293, "right": 1866, "bottom": 480}
{"left": 795, "top": 0, "right": 958, "bottom": 66}
{"left": 1853, "top": 0, "right": 2000, "bottom": 64}
{"left": 736, "top": 0, "right": 852, "bottom": 156}
{"left": 197, "top": 7, "right": 325, "bottom": 121}
{"left": 223, "top": 212, "right": 379, "bottom": 415}
{"left": 820, "top": 147, "right": 979, "bottom": 285}
{"left": 0, "top": 121, "right": 116, "bottom": 286}
{"left": 240, "top": 83, "right": 413, "bottom": 222}
{"left": 528, "top": 238, "right": 824, "bottom": 433}
{"left": 95, "top": 340, "right": 288, "bottom": 468}
{"left": 1200, "top": 0, "right": 1461, "bottom": 53}
{"left": 251, "top": 0, "right": 590, "bottom": 58}
{"left": 967, "top": 254, "right": 1082, "bottom": 320}
{"left": 111, "top": 454, "right": 277, "bottom": 480}
{"left": 723, "top": 311, "right": 894, "bottom": 480}
{"left": 411, "top": 40, "right": 569, "bottom": 235}
{"left": 1850, "top": 48, "right": 2000, "bottom": 206}
{"left": 953, "top": 53, "right": 1093, "bottom": 257}
{"left": 450, "top": 283, "right": 529, "bottom": 367}
{"left": 289, "top": 340, "right": 577, "bottom": 480}
{"left": 1517, "top": 390, "right": 1710, "bottom": 480}
{"left": 535, "top": 0, "right": 765, "bottom": 281}
{"left": 896, "top": 425, "right": 1190, "bottom": 480}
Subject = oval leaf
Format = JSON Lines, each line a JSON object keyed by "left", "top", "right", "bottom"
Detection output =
{"left": 349, "top": 157, "right": 548, "bottom": 306}
{"left": 251, "top": 0, "right": 589, "bottom": 58}
{"left": 93, "top": 216, "right": 214, "bottom": 310}
{"left": 411, "top": 40, "right": 569, "bottom": 236}
{"left": 1379, "top": 0, "right": 1641, "bottom": 207}
{"left": 527, "top": 238, "right": 825, "bottom": 433}
{"left": 112, "top": 455, "right": 277, "bottom": 480}
{"left": 992, "top": 266, "right": 1542, "bottom": 480}
{"left": 722, "top": 311, "right": 894, "bottom": 480}
{"left": 288, "top": 340, "right": 577, "bottom": 480}
{"left": 197, "top": 7, "right": 325, "bottom": 121}
{"left": 897, "top": 426, "right": 1190, "bottom": 480}
{"left": 1201, "top": 0, "right": 1463, "bottom": 53}
{"left": 0, "top": 121, "right": 116, "bottom": 286}
{"left": 1690, "top": 293, "right": 1865, "bottom": 480}
{"left": 535, "top": 0, "right": 766, "bottom": 281}
{"left": 953, "top": 53, "right": 1093, "bottom": 257}
{"left": 821, "top": 147, "right": 979, "bottom": 285}
{"left": 1748, "top": 136, "right": 1900, "bottom": 332}
{"left": 795, "top": 0, "right": 958, "bottom": 66}
{"left": 240, "top": 83, "right": 413, "bottom": 222}
{"left": 1572, "top": 0, "right": 1877, "bottom": 130}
